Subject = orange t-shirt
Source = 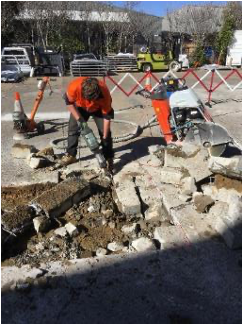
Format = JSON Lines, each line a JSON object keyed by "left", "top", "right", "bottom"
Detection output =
{"left": 66, "top": 77, "right": 112, "bottom": 114}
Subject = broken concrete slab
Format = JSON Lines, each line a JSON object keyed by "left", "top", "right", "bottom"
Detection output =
{"left": 193, "top": 194, "right": 215, "bottom": 213}
{"left": 153, "top": 225, "right": 186, "bottom": 249}
{"left": 31, "top": 170, "right": 60, "bottom": 184}
{"left": 31, "top": 178, "right": 91, "bottom": 218}
{"left": 131, "top": 237, "right": 156, "bottom": 252}
{"left": 137, "top": 155, "right": 162, "bottom": 168}
{"left": 208, "top": 156, "right": 242, "bottom": 180}
{"left": 209, "top": 202, "right": 242, "bottom": 249}
{"left": 160, "top": 167, "right": 187, "bottom": 185}
{"left": 11, "top": 143, "right": 38, "bottom": 159}
{"left": 33, "top": 216, "right": 51, "bottom": 234}
{"left": 165, "top": 145, "right": 212, "bottom": 182}
{"left": 159, "top": 183, "right": 186, "bottom": 216}
{"left": 181, "top": 176, "right": 197, "bottom": 195}
{"left": 114, "top": 179, "right": 141, "bottom": 215}
{"left": 169, "top": 204, "right": 219, "bottom": 243}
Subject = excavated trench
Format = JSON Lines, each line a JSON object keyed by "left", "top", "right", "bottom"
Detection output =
{"left": 1, "top": 172, "right": 166, "bottom": 268}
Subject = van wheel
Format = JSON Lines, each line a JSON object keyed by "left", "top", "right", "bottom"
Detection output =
{"left": 169, "top": 61, "right": 181, "bottom": 72}
{"left": 142, "top": 64, "right": 152, "bottom": 72}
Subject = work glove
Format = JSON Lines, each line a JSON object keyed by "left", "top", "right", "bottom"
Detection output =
{"left": 77, "top": 120, "right": 88, "bottom": 134}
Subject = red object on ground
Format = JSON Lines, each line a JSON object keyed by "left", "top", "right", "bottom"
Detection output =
{"left": 152, "top": 98, "right": 173, "bottom": 143}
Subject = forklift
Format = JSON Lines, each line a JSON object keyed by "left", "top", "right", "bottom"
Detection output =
{"left": 137, "top": 31, "right": 189, "bottom": 72}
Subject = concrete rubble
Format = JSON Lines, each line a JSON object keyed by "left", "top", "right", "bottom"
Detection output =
{"left": 1, "top": 139, "right": 242, "bottom": 316}
{"left": 208, "top": 155, "right": 242, "bottom": 180}
{"left": 31, "top": 177, "right": 91, "bottom": 218}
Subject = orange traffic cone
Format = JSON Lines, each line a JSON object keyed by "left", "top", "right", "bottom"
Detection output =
{"left": 13, "top": 92, "right": 28, "bottom": 140}
{"left": 144, "top": 72, "right": 152, "bottom": 91}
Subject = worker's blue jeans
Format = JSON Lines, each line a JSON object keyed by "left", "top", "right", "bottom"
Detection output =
{"left": 67, "top": 107, "right": 113, "bottom": 160}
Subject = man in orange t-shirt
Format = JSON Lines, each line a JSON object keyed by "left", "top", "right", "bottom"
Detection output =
{"left": 61, "top": 77, "right": 114, "bottom": 169}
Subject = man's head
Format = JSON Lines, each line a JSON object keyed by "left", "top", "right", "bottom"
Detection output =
{"left": 82, "top": 78, "right": 101, "bottom": 100}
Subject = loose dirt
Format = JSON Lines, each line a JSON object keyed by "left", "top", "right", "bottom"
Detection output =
{"left": 214, "top": 174, "right": 242, "bottom": 193}
{"left": 1, "top": 174, "right": 162, "bottom": 268}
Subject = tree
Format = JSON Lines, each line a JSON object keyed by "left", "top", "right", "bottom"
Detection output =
{"left": 21, "top": 1, "right": 70, "bottom": 50}
{"left": 216, "top": 4, "right": 237, "bottom": 64}
{"left": 166, "top": 3, "right": 222, "bottom": 42}
{"left": 1, "top": 1, "right": 22, "bottom": 45}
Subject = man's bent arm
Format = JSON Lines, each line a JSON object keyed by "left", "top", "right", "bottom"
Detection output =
{"left": 67, "top": 104, "right": 81, "bottom": 121}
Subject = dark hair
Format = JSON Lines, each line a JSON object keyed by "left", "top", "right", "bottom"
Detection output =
{"left": 82, "top": 78, "right": 101, "bottom": 100}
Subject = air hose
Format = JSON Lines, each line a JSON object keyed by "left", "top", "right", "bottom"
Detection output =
{"left": 50, "top": 116, "right": 158, "bottom": 150}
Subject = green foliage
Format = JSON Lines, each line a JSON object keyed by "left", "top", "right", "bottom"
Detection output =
{"left": 215, "top": 5, "right": 236, "bottom": 64}
{"left": 191, "top": 42, "right": 206, "bottom": 66}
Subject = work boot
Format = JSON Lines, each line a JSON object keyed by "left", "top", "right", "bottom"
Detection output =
{"left": 59, "top": 153, "right": 77, "bottom": 166}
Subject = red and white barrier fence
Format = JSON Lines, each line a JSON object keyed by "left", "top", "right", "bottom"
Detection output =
{"left": 104, "top": 68, "right": 242, "bottom": 103}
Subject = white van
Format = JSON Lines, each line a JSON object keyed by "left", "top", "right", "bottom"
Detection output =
{"left": 226, "top": 30, "right": 242, "bottom": 68}
{"left": 1, "top": 47, "right": 34, "bottom": 75}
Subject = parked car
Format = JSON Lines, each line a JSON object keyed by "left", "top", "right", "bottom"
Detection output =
{"left": 70, "top": 53, "right": 112, "bottom": 76}
{"left": 1, "top": 46, "right": 34, "bottom": 75}
{"left": 1, "top": 64, "right": 24, "bottom": 82}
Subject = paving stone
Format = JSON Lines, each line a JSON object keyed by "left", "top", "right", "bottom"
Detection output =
{"left": 160, "top": 167, "right": 186, "bottom": 185}
{"left": 11, "top": 143, "right": 38, "bottom": 159}
{"left": 160, "top": 183, "right": 185, "bottom": 215}
{"left": 209, "top": 201, "right": 242, "bottom": 249}
{"left": 153, "top": 226, "right": 186, "bottom": 249}
{"left": 131, "top": 237, "right": 156, "bottom": 252}
{"left": 165, "top": 146, "right": 212, "bottom": 182}
{"left": 181, "top": 176, "right": 197, "bottom": 195}
{"left": 114, "top": 179, "right": 141, "bottom": 215}
{"left": 32, "top": 178, "right": 90, "bottom": 218}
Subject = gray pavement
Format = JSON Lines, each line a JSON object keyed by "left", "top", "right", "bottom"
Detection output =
{"left": 1, "top": 72, "right": 242, "bottom": 186}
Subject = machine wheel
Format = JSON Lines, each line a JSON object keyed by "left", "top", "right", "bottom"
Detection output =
{"left": 37, "top": 122, "right": 45, "bottom": 134}
{"left": 142, "top": 63, "right": 152, "bottom": 72}
{"left": 169, "top": 61, "right": 181, "bottom": 72}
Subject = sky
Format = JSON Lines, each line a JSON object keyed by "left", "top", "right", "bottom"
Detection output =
{"left": 113, "top": 1, "right": 227, "bottom": 17}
